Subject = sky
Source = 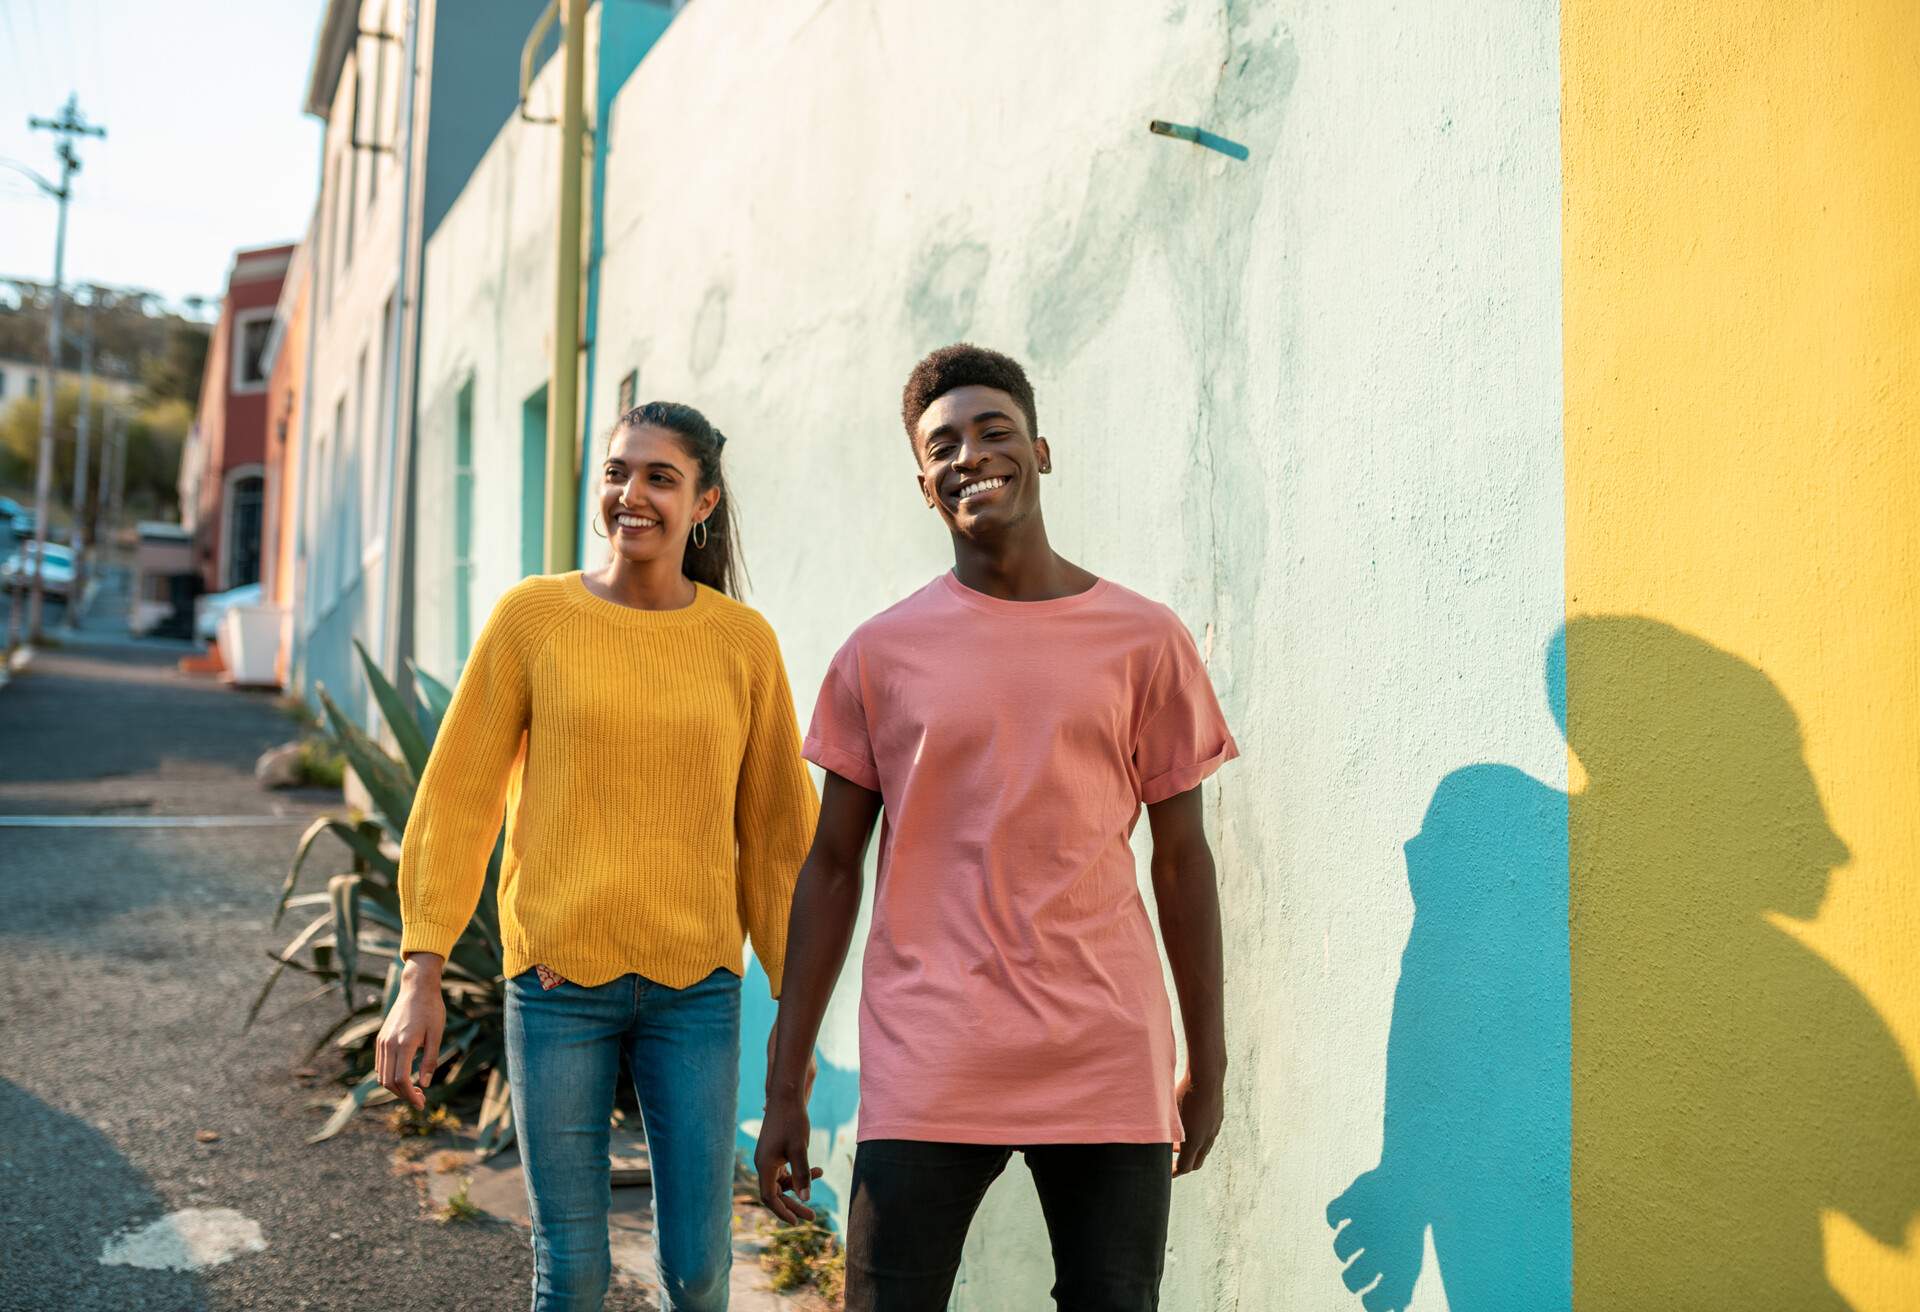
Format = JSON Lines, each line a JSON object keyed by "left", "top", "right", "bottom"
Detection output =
{"left": 0, "top": 0, "right": 327, "bottom": 312}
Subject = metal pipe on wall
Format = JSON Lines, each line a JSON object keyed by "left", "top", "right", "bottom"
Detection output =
{"left": 545, "top": 0, "right": 588, "bottom": 574}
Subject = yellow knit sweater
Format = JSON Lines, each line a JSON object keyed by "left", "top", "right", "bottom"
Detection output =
{"left": 398, "top": 572, "right": 818, "bottom": 995}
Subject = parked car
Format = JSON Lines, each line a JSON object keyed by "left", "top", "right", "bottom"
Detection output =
{"left": 0, "top": 540, "right": 75, "bottom": 598}
{"left": 0, "top": 497, "right": 29, "bottom": 539}
{"left": 195, "top": 581, "right": 263, "bottom": 643}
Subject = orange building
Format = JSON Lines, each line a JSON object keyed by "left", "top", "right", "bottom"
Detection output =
{"left": 263, "top": 236, "right": 312, "bottom": 684}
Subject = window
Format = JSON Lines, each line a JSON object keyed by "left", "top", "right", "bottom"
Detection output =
{"left": 228, "top": 473, "right": 266, "bottom": 588}
{"left": 330, "top": 397, "right": 347, "bottom": 595}
{"left": 454, "top": 378, "right": 474, "bottom": 663}
{"left": 342, "top": 109, "right": 357, "bottom": 272}
{"left": 353, "top": 347, "right": 371, "bottom": 564}
{"left": 372, "top": 295, "right": 395, "bottom": 553}
{"left": 232, "top": 310, "right": 275, "bottom": 393}
{"left": 0, "top": 371, "right": 8, "bottom": 399}
{"left": 522, "top": 385, "right": 549, "bottom": 578}
{"left": 617, "top": 369, "right": 638, "bottom": 418}
{"left": 321, "top": 156, "right": 337, "bottom": 319}
{"left": 334, "top": 391, "right": 353, "bottom": 591}
{"left": 369, "top": 4, "right": 388, "bottom": 205}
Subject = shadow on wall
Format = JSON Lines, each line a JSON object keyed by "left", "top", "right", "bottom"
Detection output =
{"left": 735, "top": 960, "right": 861, "bottom": 1225}
{"left": 1328, "top": 616, "right": 1920, "bottom": 1311}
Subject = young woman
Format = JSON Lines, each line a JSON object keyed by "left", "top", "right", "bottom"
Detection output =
{"left": 377, "top": 401, "right": 818, "bottom": 1312}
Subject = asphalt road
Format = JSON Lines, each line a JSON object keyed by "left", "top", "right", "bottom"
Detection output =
{"left": 0, "top": 615, "right": 657, "bottom": 1308}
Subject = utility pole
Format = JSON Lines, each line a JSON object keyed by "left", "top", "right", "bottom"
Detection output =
{"left": 95, "top": 402, "right": 118, "bottom": 544}
{"left": 23, "top": 95, "right": 106, "bottom": 643}
{"left": 65, "top": 288, "right": 98, "bottom": 626}
{"left": 108, "top": 406, "right": 129, "bottom": 534}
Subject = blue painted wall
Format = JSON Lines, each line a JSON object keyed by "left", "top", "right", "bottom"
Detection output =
{"left": 422, "top": 0, "right": 557, "bottom": 242}
{"left": 578, "top": 0, "right": 680, "bottom": 562}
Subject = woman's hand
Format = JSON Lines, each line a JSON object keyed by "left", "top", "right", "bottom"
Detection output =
{"left": 375, "top": 954, "right": 446, "bottom": 1110}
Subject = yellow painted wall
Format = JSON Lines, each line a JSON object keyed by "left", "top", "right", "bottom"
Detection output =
{"left": 1562, "top": 2, "right": 1920, "bottom": 1308}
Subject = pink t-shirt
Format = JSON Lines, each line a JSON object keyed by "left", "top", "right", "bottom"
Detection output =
{"left": 803, "top": 571, "right": 1238, "bottom": 1144}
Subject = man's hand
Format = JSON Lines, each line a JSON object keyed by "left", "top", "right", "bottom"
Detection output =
{"left": 375, "top": 954, "right": 446, "bottom": 1111}
{"left": 1174, "top": 1069, "right": 1225, "bottom": 1176}
{"left": 755, "top": 1094, "right": 823, "bottom": 1223}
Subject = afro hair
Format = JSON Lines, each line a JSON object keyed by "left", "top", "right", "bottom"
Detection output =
{"left": 900, "top": 343, "right": 1038, "bottom": 447}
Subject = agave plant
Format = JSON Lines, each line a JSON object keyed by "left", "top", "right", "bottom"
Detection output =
{"left": 249, "top": 639, "right": 515, "bottom": 1153}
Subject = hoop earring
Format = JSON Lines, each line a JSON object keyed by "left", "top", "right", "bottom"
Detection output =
{"left": 692, "top": 519, "right": 709, "bottom": 550}
{"left": 590, "top": 513, "right": 607, "bottom": 539}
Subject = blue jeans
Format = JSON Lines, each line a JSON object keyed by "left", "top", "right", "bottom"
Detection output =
{"left": 505, "top": 966, "right": 742, "bottom": 1312}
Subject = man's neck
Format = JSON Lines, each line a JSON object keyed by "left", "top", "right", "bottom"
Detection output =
{"left": 950, "top": 519, "right": 1096, "bottom": 602}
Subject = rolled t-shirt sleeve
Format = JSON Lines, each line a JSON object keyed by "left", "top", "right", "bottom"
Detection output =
{"left": 803, "top": 641, "right": 882, "bottom": 793}
{"left": 1133, "top": 624, "right": 1239, "bottom": 804}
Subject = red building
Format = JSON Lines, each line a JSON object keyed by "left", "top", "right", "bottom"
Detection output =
{"left": 178, "top": 242, "right": 295, "bottom": 593}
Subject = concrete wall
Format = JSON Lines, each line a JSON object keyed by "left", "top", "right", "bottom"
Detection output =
{"left": 592, "top": 2, "right": 1570, "bottom": 1306}
{"left": 411, "top": 40, "right": 564, "bottom": 685}
{"left": 1561, "top": 3, "right": 1920, "bottom": 1308}
{"left": 401, "top": 0, "right": 1918, "bottom": 1305}
{"left": 297, "top": 0, "right": 409, "bottom": 716}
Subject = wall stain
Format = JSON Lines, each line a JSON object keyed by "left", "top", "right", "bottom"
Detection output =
{"left": 690, "top": 283, "right": 729, "bottom": 378}
{"left": 906, "top": 239, "right": 992, "bottom": 350}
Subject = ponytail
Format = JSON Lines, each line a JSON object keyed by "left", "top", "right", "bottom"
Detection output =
{"left": 614, "top": 400, "right": 746, "bottom": 599}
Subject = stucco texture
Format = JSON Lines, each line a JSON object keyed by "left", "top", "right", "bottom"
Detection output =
{"left": 594, "top": 1, "right": 1565, "bottom": 1307}
{"left": 414, "top": 0, "right": 1918, "bottom": 1306}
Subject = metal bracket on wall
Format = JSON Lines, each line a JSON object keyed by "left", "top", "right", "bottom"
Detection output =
{"left": 519, "top": 1, "right": 561, "bottom": 126}
{"left": 519, "top": 0, "right": 595, "bottom": 140}
{"left": 1148, "top": 118, "right": 1251, "bottom": 162}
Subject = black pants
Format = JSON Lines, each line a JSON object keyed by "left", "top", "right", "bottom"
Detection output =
{"left": 844, "top": 1140, "right": 1172, "bottom": 1311}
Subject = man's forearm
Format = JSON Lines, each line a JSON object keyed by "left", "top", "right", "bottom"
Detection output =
{"left": 767, "top": 855, "right": 862, "bottom": 1100}
{"left": 1154, "top": 849, "right": 1227, "bottom": 1081}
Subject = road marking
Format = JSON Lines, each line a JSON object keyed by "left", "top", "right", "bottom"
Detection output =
{"left": 0, "top": 815, "right": 316, "bottom": 829}
{"left": 99, "top": 1208, "right": 267, "bottom": 1271}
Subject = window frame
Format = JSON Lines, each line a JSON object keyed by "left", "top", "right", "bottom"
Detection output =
{"left": 231, "top": 309, "right": 277, "bottom": 396}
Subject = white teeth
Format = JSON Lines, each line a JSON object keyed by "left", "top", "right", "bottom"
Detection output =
{"left": 957, "top": 477, "right": 1007, "bottom": 500}
{"left": 614, "top": 513, "right": 657, "bottom": 528}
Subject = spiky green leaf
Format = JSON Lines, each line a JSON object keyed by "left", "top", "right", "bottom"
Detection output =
{"left": 408, "top": 661, "right": 454, "bottom": 739}
{"left": 328, "top": 873, "right": 361, "bottom": 1013}
{"left": 315, "top": 682, "right": 415, "bottom": 838}
{"left": 354, "top": 639, "right": 431, "bottom": 780}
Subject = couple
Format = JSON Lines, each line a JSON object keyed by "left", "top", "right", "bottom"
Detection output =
{"left": 377, "top": 343, "right": 1239, "bottom": 1311}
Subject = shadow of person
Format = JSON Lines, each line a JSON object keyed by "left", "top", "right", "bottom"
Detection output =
{"left": 0, "top": 1077, "right": 210, "bottom": 1309}
{"left": 1325, "top": 724, "right": 1570, "bottom": 1310}
{"left": 1328, "top": 616, "right": 1920, "bottom": 1311}
{"left": 736, "top": 960, "right": 862, "bottom": 1221}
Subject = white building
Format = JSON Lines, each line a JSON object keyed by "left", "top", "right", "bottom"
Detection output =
{"left": 291, "top": 0, "right": 552, "bottom": 720}
{"left": 0, "top": 354, "right": 137, "bottom": 407}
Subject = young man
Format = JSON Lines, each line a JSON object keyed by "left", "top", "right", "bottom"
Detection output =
{"left": 757, "top": 344, "right": 1237, "bottom": 1310}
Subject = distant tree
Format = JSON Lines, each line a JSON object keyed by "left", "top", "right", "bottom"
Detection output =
{"left": 0, "top": 384, "right": 185, "bottom": 524}
{"left": 140, "top": 319, "right": 214, "bottom": 409}
{"left": 0, "top": 279, "right": 211, "bottom": 400}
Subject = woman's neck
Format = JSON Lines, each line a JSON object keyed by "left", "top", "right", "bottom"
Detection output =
{"left": 586, "top": 554, "right": 697, "bottom": 611}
